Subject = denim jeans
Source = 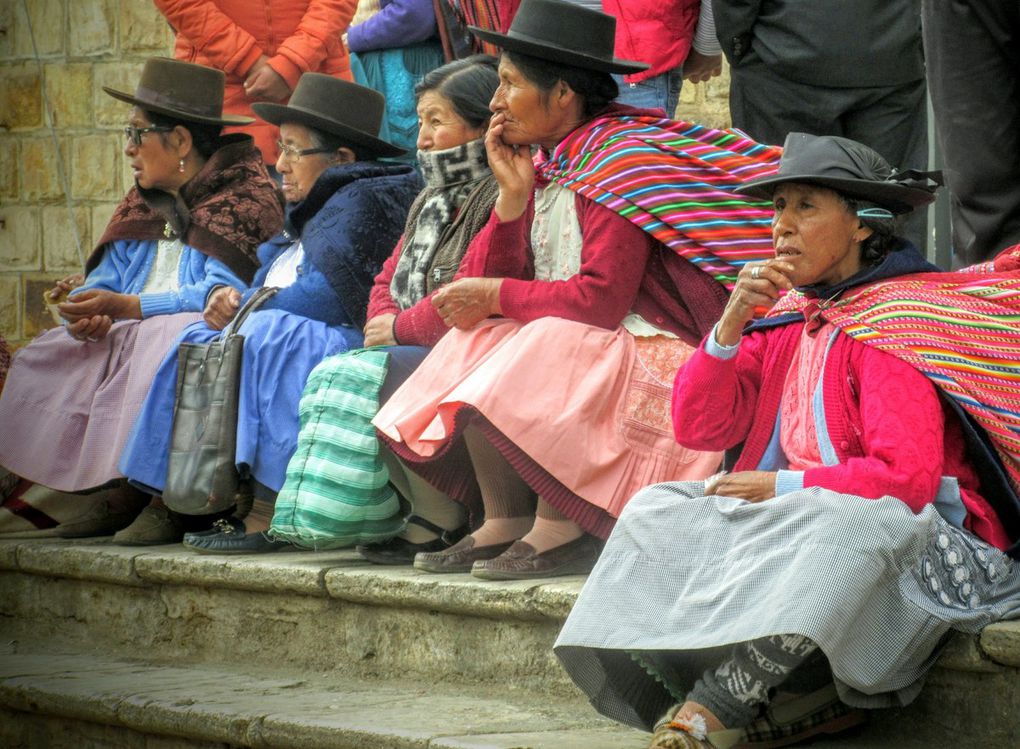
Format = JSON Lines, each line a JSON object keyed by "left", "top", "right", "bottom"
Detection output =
{"left": 613, "top": 66, "right": 683, "bottom": 118}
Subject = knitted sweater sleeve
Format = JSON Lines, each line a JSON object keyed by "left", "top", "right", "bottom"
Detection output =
{"left": 498, "top": 196, "right": 653, "bottom": 329}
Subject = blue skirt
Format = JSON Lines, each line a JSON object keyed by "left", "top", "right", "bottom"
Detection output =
{"left": 119, "top": 309, "right": 362, "bottom": 497}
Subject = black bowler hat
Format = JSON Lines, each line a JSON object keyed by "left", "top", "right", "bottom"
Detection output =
{"left": 737, "top": 133, "right": 942, "bottom": 214}
{"left": 252, "top": 73, "right": 405, "bottom": 157}
{"left": 103, "top": 57, "right": 252, "bottom": 126}
{"left": 469, "top": 0, "right": 648, "bottom": 74}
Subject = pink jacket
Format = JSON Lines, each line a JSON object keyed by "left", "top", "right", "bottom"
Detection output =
{"left": 156, "top": 0, "right": 358, "bottom": 164}
{"left": 672, "top": 322, "right": 1012, "bottom": 550}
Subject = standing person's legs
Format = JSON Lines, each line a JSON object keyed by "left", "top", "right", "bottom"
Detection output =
{"left": 842, "top": 78, "right": 929, "bottom": 252}
{"left": 614, "top": 67, "right": 684, "bottom": 118}
{"left": 923, "top": 0, "right": 1020, "bottom": 265}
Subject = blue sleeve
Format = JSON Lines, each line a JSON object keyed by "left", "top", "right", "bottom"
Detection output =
{"left": 240, "top": 260, "right": 349, "bottom": 326}
{"left": 138, "top": 249, "right": 248, "bottom": 318}
{"left": 77, "top": 241, "right": 137, "bottom": 294}
{"left": 346, "top": 0, "right": 437, "bottom": 52}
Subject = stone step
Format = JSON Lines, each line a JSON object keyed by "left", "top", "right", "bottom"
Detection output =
{"left": 1, "top": 538, "right": 1018, "bottom": 747}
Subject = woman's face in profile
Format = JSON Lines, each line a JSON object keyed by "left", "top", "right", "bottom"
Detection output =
{"left": 124, "top": 106, "right": 185, "bottom": 193}
{"left": 489, "top": 57, "right": 561, "bottom": 147}
{"left": 771, "top": 183, "right": 867, "bottom": 287}
{"left": 416, "top": 91, "right": 486, "bottom": 152}
{"left": 275, "top": 122, "right": 335, "bottom": 204}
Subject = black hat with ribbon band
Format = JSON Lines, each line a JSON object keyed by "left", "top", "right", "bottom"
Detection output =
{"left": 469, "top": 0, "right": 648, "bottom": 75}
{"left": 736, "top": 132, "right": 942, "bottom": 215}
{"left": 103, "top": 57, "right": 253, "bottom": 127}
{"left": 252, "top": 74, "right": 405, "bottom": 157}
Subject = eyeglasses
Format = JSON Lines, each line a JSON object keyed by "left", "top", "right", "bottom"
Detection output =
{"left": 276, "top": 140, "right": 334, "bottom": 162}
{"left": 123, "top": 125, "right": 174, "bottom": 146}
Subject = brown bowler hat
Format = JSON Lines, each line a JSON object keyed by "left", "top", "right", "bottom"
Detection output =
{"left": 252, "top": 74, "right": 405, "bottom": 157}
{"left": 469, "top": 0, "right": 647, "bottom": 74}
{"left": 103, "top": 57, "right": 253, "bottom": 126}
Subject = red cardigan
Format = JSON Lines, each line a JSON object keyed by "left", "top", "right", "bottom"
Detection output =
{"left": 673, "top": 322, "right": 1012, "bottom": 550}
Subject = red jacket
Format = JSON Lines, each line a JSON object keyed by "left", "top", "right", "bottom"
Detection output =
{"left": 601, "top": 0, "right": 701, "bottom": 83}
{"left": 156, "top": 0, "right": 358, "bottom": 164}
{"left": 672, "top": 322, "right": 1012, "bottom": 550}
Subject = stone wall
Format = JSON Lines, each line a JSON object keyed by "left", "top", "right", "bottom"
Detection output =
{"left": 0, "top": 0, "right": 732, "bottom": 348}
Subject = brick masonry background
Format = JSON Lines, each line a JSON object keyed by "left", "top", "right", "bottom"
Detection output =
{"left": 0, "top": 0, "right": 733, "bottom": 347}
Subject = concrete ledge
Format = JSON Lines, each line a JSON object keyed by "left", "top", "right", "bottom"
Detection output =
{"left": 0, "top": 652, "right": 646, "bottom": 749}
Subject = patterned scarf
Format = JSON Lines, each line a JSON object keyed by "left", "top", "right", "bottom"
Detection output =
{"left": 536, "top": 109, "right": 782, "bottom": 290}
{"left": 89, "top": 134, "right": 284, "bottom": 283}
{"left": 768, "top": 244, "right": 1020, "bottom": 499}
{"left": 390, "top": 137, "right": 495, "bottom": 309}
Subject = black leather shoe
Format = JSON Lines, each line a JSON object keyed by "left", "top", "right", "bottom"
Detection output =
{"left": 182, "top": 516, "right": 245, "bottom": 542}
{"left": 356, "top": 515, "right": 467, "bottom": 565}
{"left": 185, "top": 529, "right": 298, "bottom": 555}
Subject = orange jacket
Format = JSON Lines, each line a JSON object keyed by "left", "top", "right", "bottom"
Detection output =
{"left": 155, "top": 0, "right": 358, "bottom": 164}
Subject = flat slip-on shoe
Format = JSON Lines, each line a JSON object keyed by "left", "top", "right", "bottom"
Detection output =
{"left": 413, "top": 535, "right": 514, "bottom": 573}
{"left": 471, "top": 535, "right": 601, "bottom": 581}
{"left": 186, "top": 530, "right": 298, "bottom": 555}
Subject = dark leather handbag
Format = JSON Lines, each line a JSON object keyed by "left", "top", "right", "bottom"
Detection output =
{"left": 162, "top": 287, "right": 277, "bottom": 516}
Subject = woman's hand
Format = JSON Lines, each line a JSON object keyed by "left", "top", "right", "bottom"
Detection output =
{"left": 485, "top": 113, "right": 534, "bottom": 222}
{"left": 714, "top": 259, "right": 796, "bottom": 346}
{"left": 244, "top": 56, "right": 291, "bottom": 102}
{"left": 58, "top": 290, "right": 141, "bottom": 323}
{"left": 66, "top": 315, "right": 114, "bottom": 342}
{"left": 432, "top": 278, "right": 503, "bottom": 330}
{"left": 204, "top": 286, "right": 242, "bottom": 330}
{"left": 364, "top": 313, "right": 398, "bottom": 347}
{"left": 705, "top": 471, "right": 777, "bottom": 503}
{"left": 47, "top": 273, "right": 85, "bottom": 302}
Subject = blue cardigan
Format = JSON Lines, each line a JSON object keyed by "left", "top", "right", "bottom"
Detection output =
{"left": 240, "top": 160, "right": 422, "bottom": 327}
{"left": 79, "top": 239, "right": 246, "bottom": 318}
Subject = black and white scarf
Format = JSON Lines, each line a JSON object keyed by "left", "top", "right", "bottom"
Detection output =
{"left": 390, "top": 137, "right": 493, "bottom": 309}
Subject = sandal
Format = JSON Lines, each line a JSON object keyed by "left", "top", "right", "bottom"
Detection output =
{"left": 356, "top": 515, "right": 466, "bottom": 565}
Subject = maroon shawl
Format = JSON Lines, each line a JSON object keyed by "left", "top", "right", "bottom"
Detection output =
{"left": 90, "top": 134, "right": 283, "bottom": 283}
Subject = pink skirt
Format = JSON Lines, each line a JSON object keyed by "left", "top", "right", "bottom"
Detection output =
{"left": 374, "top": 318, "right": 722, "bottom": 537}
{"left": 0, "top": 314, "right": 202, "bottom": 492}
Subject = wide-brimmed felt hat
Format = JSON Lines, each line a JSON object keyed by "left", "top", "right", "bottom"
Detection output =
{"left": 469, "top": 0, "right": 647, "bottom": 75}
{"left": 103, "top": 57, "right": 252, "bottom": 127}
{"left": 736, "top": 132, "right": 941, "bottom": 214}
{"left": 252, "top": 74, "right": 405, "bottom": 157}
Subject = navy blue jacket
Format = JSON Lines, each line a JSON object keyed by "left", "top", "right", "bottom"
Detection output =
{"left": 242, "top": 161, "right": 422, "bottom": 328}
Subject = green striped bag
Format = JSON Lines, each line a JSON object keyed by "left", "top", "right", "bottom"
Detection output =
{"left": 270, "top": 348, "right": 405, "bottom": 549}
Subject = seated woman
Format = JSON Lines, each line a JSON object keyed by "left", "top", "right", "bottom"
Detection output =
{"left": 0, "top": 58, "right": 282, "bottom": 537}
{"left": 116, "top": 74, "right": 423, "bottom": 545}
{"left": 370, "top": 0, "right": 781, "bottom": 579}
{"left": 554, "top": 134, "right": 1020, "bottom": 748}
{"left": 184, "top": 54, "right": 506, "bottom": 554}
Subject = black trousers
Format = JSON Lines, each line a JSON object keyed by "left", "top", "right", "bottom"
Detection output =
{"left": 728, "top": 57, "right": 929, "bottom": 252}
{"left": 923, "top": 0, "right": 1020, "bottom": 265}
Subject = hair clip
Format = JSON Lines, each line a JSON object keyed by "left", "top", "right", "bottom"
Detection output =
{"left": 856, "top": 207, "right": 894, "bottom": 220}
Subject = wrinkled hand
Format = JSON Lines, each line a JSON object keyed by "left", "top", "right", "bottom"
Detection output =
{"left": 244, "top": 56, "right": 291, "bottom": 102}
{"left": 58, "top": 289, "right": 140, "bottom": 323}
{"left": 204, "top": 286, "right": 242, "bottom": 330}
{"left": 66, "top": 315, "right": 114, "bottom": 342}
{"left": 432, "top": 277, "right": 503, "bottom": 329}
{"left": 47, "top": 273, "right": 85, "bottom": 302}
{"left": 363, "top": 313, "right": 398, "bottom": 347}
{"left": 485, "top": 113, "right": 535, "bottom": 222}
{"left": 684, "top": 50, "right": 723, "bottom": 84}
{"left": 705, "top": 471, "right": 777, "bottom": 503}
{"left": 714, "top": 259, "right": 795, "bottom": 346}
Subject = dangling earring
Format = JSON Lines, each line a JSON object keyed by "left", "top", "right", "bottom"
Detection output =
{"left": 178, "top": 158, "right": 186, "bottom": 173}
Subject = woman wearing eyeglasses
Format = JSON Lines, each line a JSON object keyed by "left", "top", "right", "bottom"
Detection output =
{"left": 114, "top": 72, "right": 421, "bottom": 545}
{"left": 0, "top": 58, "right": 283, "bottom": 539}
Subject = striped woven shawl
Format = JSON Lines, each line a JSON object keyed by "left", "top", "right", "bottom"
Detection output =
{"left": 536, "top": 115, "right": 782, "bottom": 290}
{"left": 769, "top": 245, "right": 1020, "bottom": 498}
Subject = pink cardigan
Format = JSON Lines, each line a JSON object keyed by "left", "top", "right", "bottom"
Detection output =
{"left": 673, "top": 322, "right": 1011, "bottom": 550}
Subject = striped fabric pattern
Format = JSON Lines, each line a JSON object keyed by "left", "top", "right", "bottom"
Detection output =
{"left": 449, "top": 0, "right": 507, "bottom": 55}
{"left": 270, "top": 349, "right": 404, "bottom": 549}
{"left": 768, "top": 264, "right": 1020, "bottom": 495}
{"left": 537, "top": 117, "right": 782, "bottom": 289}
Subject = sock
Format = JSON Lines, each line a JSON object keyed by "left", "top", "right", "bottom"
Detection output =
{"left": 518, "top": 499, "right": 583, "bottom": 554}
{"left": 382, "top": 448, "right": 467, "bottom": 544}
